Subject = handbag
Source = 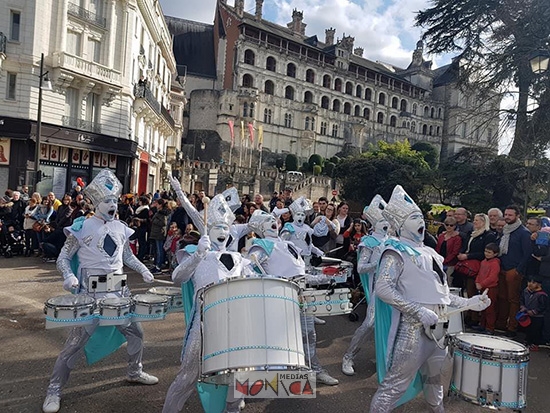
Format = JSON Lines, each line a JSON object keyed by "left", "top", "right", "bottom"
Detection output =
{"left": 32, "top": 221, "right": 44, "bottom": 232}
{"left": 454, "top": 259, "right": 481, "bottom": 278}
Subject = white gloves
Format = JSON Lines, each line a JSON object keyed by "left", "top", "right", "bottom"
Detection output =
{"left": 418, "top": 307, "right": 439, "bottom": 328}
{"left": 142, "top": 270, "right": 155, "bottom": 283}
{"left": 197, "top": 235, "right": 211, "bottom": 255}
{"left": 466, "top": 294, "right": 491, "bottom": 311}
{"left": 63, "top": 275, "right": 79, "bottom": 292}
{"left": 169, "top": 174, "right": 182, "bottom": 193}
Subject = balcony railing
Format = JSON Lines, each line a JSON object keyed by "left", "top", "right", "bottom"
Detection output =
{"left": 134, "top": 84, "right": 176, "bottom": 129}
{"left": 0, "top": 32, "right": 6, "bottom": 54}
{"left": 68, "top": 3, "right": 107, "bottom": 28}
{"left": 56, "top": 52, "right": 121, "bottom": 85}
{"left": 62, "top": 116, "right": 102, "bottom": 134}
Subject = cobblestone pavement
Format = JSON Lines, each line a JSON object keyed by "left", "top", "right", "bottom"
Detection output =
{"left": 0, "top": 255, "right": 545, "bottom": 412}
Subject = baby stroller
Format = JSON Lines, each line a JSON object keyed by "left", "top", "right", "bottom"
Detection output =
{"left": 0, "top": 221, "right": 25, "bottom": 258}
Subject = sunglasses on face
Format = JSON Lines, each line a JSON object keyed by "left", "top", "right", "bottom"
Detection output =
{"left": 445, "top": 224, "right": 455, "bottom": 227}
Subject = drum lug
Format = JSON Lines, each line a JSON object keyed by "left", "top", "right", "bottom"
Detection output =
{"left": 478, "top": 387, "right": 500, "bottom": 406}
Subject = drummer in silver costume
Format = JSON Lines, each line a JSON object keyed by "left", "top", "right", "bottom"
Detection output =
{"left": 163, "top": 193, "right": 254, "bottom": 413}
{"left": 42, "top": 170, "right": 157, "bottom": 413}
{"left": 247, "top": 210, "right": 339, "bottom": 386}
{"left": 342, "top": 195, "right": 389, "bottom": 376}
{"left": 370, "top": 185, "right": 490, "bottom": 413}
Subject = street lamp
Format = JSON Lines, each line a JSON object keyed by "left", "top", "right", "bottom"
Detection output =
{"left": 524, "top": 159, "right": 535, "bottom": 216}
{"left": 34, "top": 53, "right": 52, "bottom": 189}
{"left": 529, "top": 49, "right": 550, "bottom": 74}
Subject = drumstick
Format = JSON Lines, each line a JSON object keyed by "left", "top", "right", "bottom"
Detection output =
{"left": 251, "top": 254, "right": 268, "bottom": 276}
{"left": 202, "top": 197, "right": 210, "bottom": 236}
{"left": 154, "top": 279, "right": 174, "bottom": 285}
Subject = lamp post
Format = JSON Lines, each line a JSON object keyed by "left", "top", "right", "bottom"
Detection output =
{"left": 529, "top": 48, "right": 550, "bottom": 74}
{"left": 33, "top": 53, "right": 52, "bottom": 189}
{"left": 524, "top": 159, "right": 535, "bottom": 216}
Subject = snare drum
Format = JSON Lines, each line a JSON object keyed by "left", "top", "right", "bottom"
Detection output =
{"left": 97, "top": 297, "right": 132, "bottom": 326}
{"left": 200, "top": 276, "right": 307, "bottom": 384}
{"left": 450, "top": 333, "right": 529, "bottom": 409}
{"left": 131, "top": 294, "right": 168, "bottom": 322}
{"left": 301, "top": 287, "right": 353, "bottom": 317}
{"left": 147, "top": 286, "right": 183, "bottom": 313}
{"left": 44, "top": 295, "right": 96, "bottom": 329}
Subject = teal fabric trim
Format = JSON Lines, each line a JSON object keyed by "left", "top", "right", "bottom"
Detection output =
{"left": 361, "top": 235, "right": 381, "bottom": 248}
{"left": 282, "top": 223, "right": 295, "bottom": 234}
{"left": 70, "top": 216, "right": 86, "bottom": 232}
{"left": 184, "top": 244, "right": 198, "bottom": 254}
{"left": 84, "top": 326, "right": 127, "bottom": 365}
{"left": 252, "top": 238, "right": 275, "bottom": 255}
{"left": 384, "top": 239, "right": 420, "bottom": 257}
{"left": 181, "top": 281, "right": 228, "bottom": 413}
{"left": 359, "top": 273, "right": 370, "bottom": 304}
{"left": 374, "top": 296, "right": 423, "bottom": 406}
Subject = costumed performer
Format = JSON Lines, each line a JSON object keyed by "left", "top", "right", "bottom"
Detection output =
{"left": 370, "top": 185, "right": 490, "bottom": 412}
{"left": 341, "top": 194, "right": 389, "bottom": 376}
{"left": 163, "top": 194, "right": 254, "bottom": 413}
{"left": 247, "top": 210, "right": 339, "bottom": 386}
{"left": 42, "top": 169, "right": 157, "bottom": 413}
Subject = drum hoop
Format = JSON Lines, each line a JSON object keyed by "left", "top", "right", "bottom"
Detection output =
{"left": 453, "top": 349, "right": 530, "bottom": 365}
{"left": 454, "top": 335, "right": 528, "bottom": 357}
{"left": 148, "top": 287, "right": 181, "bottom": 296}
{"left": 203, "top": 293, "right": 300, "bottom": 313}
{"left": 45, "top": 302, "right": 95, "bottom": 311}
{"left": 202, "top": 275, "right": 301, "bottom": 293}
{"left": 46, "top": 296, "right": 95, "bottom": 306}
{"left": 133, "top": 294, "right": 168, "bottom": 305}
{"left": 203, "top": 344, "right": 305, "bottom": 362}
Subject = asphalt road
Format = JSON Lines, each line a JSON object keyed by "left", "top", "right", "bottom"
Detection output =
{"left": 0, "top": 255, "right": 547, "bottom": 412}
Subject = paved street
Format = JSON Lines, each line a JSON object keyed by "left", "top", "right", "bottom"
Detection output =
{"left": 0, "top": 255, "right": 547, "bottom": 412}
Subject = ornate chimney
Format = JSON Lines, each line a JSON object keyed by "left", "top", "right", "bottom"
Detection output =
{"left": 354, "top": 47, "right": 364, "bottom": 57}
{"left": 287, "top": 9, "right": 306, "bottom": 35}
{"left": 255, "top": 0, "right": 263, "bottom": 20}
{"left": 235, "top": 0, "right": 244, "bottom": 17}
{"left": 325, "top": 28, "right": 335, "bottom": 46}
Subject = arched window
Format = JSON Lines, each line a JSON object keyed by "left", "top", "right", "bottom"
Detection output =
{"left": 411, "top": 121, "right": 416, "bottom": 132}
{"left": 429, "top": 125, "right": 433, "bottom": 135}
{"left": 438, "top": 108, "right": 442, "bottom": 118}
{"left": 311, "top": 117, "right": 315, "bottom": 131}
{"left": 354, "top": 105, "right": 361, "bottom": 117}
{"left": 321, "top": 96, "right": 329, "bottom": 109}
{"left": 402, "top": 121, "right": 407, "bottom": 128}
{"left": 422, "top": 124, "right": 427, "bottom": 135}
{"left": 287, "top": 63, "right": 296, "bottom": 78}
{"left": 331, "top": 124, "right": 339, "bottom": 138}
{"left": 304, "top": 91, "right": 313, "bottom": 103}
{"left": 390, "top": 115, "right": 397, "bottom": 127}
{"left": 345, "top": 82, "right": 353, "bottom": 95}
{"left": 243, "top": 102, "right": 249, "bottom": 117}
{"left": 284, "top": 113, "right": 292, "bottom": 128}
{"left": 266, "top": 56, "right": 276, "bottom": 72}
{"left": 244, "top": 49, "right": 255, "bottom": 65}
{"left": 323, "top": 74, "right": 331, "bottom": 88}
{"left": 263, "top": 108, "right": 272, "bottom": 124}
{"left": 378, "top": 93, "right": 386, "bottom": 105}
{"left": 400, "top": 99, "right": 408, "bottom": 112}
{"left": 264, "top": 80, "right": 274, "bottom": 95}
{"left": 436, "top": 126, "right": 441, "bottom": 135}
{"left": 391, "top": 97, "right": 398, "bottom": 109}
{"left": 363, "top": 108, "right": 370, "bottom": 120}
{"left": 344, "top": 102, "right": 351, "bottom": 115}
{"left": 430, "top": 107, "right": 435, "bottom": 118}
{"left": 412, "top": 103, "right": 417, "bottom": 115}
{"left": 365, "top": 88, "right": 372, "bottom": 101}
{"left": 334, "top": 78, "right": 342, "bottom": 92}
{"left": 332, "top": 99, "right": 341, "bottom": 112}
{"left": 249, "top": 102, "right": 255, "bottom": 118}
{"left": 285, "top": 86, "right": 294, "bottom": 100}
{"left": 306, "top": 69, "right": 315, "bottom": 83}
{"left": 377, "top": 112, "right": 384, "bottom": 124}
{"left": 424, "top": 106, "right": 429, "bottom": 117}
{"left": 320, "top": 121, "right": 327, "bottom": 135}
{"left": 305, "top": 116, "right": 310, "bottom": 130}
{"left": 356, "top": 85, "right": 362, "bottom": 98}
{"left": 242, "top": 74, "right": 253, "bottom": 87}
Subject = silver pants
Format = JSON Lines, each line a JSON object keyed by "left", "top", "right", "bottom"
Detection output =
{"left": 46, "top": 321, "right": 144, "bottom": 397}
{"left": 343, "top": 302, "right": 375, "bottom": 360}
{"left": 162, "top": 309, "right": 242, "bottom": 413}
{"left": 301, "top": 314, "right": 323, "bottom": 372}
{"left": 370, "top": 318, "right": 445, "bottom": 413}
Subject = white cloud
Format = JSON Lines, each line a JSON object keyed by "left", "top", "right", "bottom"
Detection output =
{"left": 159, "top": 0, "right": 453, "bottom": 69}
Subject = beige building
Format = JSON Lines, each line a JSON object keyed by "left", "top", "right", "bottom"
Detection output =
{"left": 166, "top": 0, "right": 499, "bottom": 170}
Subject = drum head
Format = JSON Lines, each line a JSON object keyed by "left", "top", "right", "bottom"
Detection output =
{"left": 147, "top": 286, "right": 180, "bottom": 296}
{"left": 46, "top": 295, "right": 95, "bottom": 306}
{"left": 456, "top": 333, "right": 526, "bottom": 353}
{"left": 101, "top": 297, "right": 131, "bottom": 306}
{"left": 133, "top": 294, "right": 168, "bottom": 304}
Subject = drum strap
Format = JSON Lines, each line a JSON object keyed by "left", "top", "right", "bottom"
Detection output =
{"left": 220, "top": 253, "right": 234, "bottom": 271}
{"left": 432, "top": 258, "right": 445, "bottom": 284}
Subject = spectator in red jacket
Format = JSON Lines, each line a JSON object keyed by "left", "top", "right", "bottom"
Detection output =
{"left": 436, "top": 217, "right": 462, "bottom": 283}
{"left": 474, "top": 243, "right": 501, "bottom": 334}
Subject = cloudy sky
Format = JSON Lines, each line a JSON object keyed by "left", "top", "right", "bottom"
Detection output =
{"left": 159, "top": 0, "right": 451, "bottom": 69}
